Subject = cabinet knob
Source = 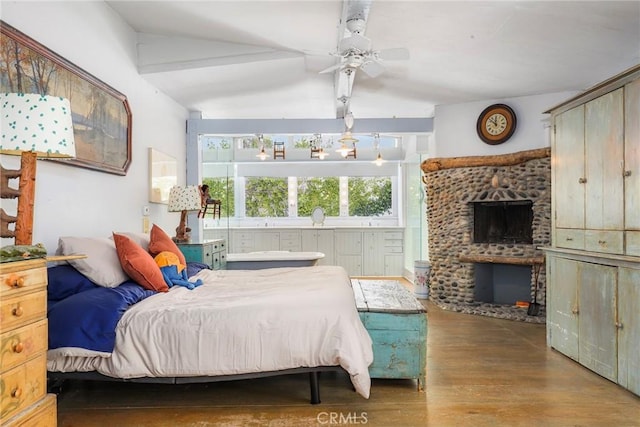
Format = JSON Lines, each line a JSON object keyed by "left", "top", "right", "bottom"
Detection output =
{"left": 598, "top": 240, "right": 606, "bottom": 245}
{"left": 11, "top": 387, "right": 22, "bottom": 398}
{"left": 623, "top": 170, "right": 632, "bottom": 177}
{"left": 5, "top": 274, "right": 25, "bottom": 288}
{"left": 12, "top": 305, "right": 23, "bottom": 317}
{"left": 578, "top": 177, "right": 587, "bottom": 184}
{"left": 572, "top": 308, "right": 579, "bottom": 315}
{"left": 615, "top": 322, "right": 623, "bottom": 329}
{"left": 13, "top": 342, "right": 24, "bottom": 353}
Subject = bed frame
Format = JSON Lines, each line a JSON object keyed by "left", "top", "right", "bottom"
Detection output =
{"left": 48, "top": 366, "right": 344, "bottom": 404}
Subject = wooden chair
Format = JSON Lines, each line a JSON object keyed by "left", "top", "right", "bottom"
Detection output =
{"left": 198, "top": 184, "right": 221, "bottom": 219}
{"left": 273, "top": 141, "right": 285, "bottom": 159}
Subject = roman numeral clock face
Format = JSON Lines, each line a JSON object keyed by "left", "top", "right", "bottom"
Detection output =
{"left": 476, "top": 104, "right": 517, "bottom": 145}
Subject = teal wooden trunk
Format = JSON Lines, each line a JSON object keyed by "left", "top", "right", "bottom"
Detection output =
{"left": 352, "top": 279, "right": 427, "bottom": 390}
{"left": 177, "top": 239, "right": 227, "bottom": 270}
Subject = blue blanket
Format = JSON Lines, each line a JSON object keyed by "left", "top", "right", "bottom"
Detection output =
{"left": 47, "top": 265, "right": 155, "bottom": 353}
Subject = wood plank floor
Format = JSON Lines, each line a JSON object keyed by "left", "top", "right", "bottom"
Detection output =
{"left": 54, "top": 286, "right": 640, "bottom": 426}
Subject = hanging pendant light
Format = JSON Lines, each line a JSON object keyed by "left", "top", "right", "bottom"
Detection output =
{"left": 256, "top": 134, "right": 269, "bottom": 160}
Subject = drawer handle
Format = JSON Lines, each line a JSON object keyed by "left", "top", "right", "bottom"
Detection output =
{"left": 578, "top": 177, "right": 587, "bottom": 184}
{"left": 598, "top": 240, "right": 606, "bottom": 245}
{"left": 12, "top": 305, "right": 23, "bottom": 317}
{"left": 11, "top": 387, "right": 22, "bottom": 399}
{"left": 5, "top": 274, "right": 25, "bottom": 288}
{"left": 565, "top": 237, "right": 573, "bottom": 241}
{"left": 13, "top": 342, "right": 24, "bottom": 353}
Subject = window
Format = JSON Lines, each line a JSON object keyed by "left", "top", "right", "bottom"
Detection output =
{"left": 348, "top": 177, "right": 392, "bottom": 216}
{"left": 297, "top": 177, "right": 340, "bottom": 216}
{"left": 245, "top": 177, "right": 288, "bottom": 217}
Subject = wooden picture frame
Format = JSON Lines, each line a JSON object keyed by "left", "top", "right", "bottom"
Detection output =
{"left": 0, "top": 21, "right": 132, "bottom": 175}
{"left": 149, "top": 148, "right": 177, "bottom": 204}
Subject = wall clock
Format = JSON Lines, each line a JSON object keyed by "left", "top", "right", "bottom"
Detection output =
{"left": 476, "top": 104, "right": 517, "bottom": 145}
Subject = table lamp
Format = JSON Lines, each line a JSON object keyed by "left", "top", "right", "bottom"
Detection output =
{"left": 1, "top": 93, "right": 76, "bottom": 245}
{"left": 167, "top": 185, "right": 201, "bottom": 243}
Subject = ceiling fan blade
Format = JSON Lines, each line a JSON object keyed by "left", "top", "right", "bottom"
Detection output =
{"left": 339, "top": 33, "right": 371, "bottom": 53}
{"left": 360, "top": 60, "right": 386, "bottom": 78}
{"left": 319, "top": 62, "right": 345, "bottom": 74}
{"left": 378, "top": 47, "right": 410, "bottom": 61}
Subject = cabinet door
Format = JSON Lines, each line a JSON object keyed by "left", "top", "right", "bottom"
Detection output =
{"left": 546, "top": 256, "right": 579, "bottom": 360}
{"left": 384, "top": 254, "right": 404, "bottom": 276}
{"left": 335, "top": 231, "right": 362, "bottom": 255}
{"left": 578, "top": 262, "right": 617, "bottom": 382}
{"left": 617, "top": 267, "right": 640, "bottom": 395}
{"left": 554, "top": 105, "right": 585, "bottom": 230}
{"left": 253, "top": 232, "right": 280, "bottom": 251}
{"left": 316, "top": 230, "right": 335, "bottom": 265}
{"left": 584, "top": 88, "right": 624, "bottom": 231}
{"left": 301, "top": 230, "right": 334, "bottom": 265}
{"left": 363, "top": 231, "right": 385, "bottom": 275}
{"left": 624, "top": 79, "right": 640, "bottom": 240}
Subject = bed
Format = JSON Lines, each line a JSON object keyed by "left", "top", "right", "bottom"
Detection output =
{"left": 46, "top": 232, "right": 373, "bottom": 404}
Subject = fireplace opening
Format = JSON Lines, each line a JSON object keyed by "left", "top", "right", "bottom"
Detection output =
{"left": 473, "top": 200, "right": 533, "bottom": 244}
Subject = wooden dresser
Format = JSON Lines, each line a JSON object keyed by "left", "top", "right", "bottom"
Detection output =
{"left": 0, "top": 259, "right": 56, "bottom": 426}
{"left": 178, "top": 239, "right": 227, "bottom": 270}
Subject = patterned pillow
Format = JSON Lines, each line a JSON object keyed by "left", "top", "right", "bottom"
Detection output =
{"left": 147, "top": 224, "right": 187, "bottom": 266}
{"left": 113, "top": 233, "right": 169, "bottom": 292}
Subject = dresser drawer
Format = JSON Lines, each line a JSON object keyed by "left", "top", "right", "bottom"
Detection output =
{"left": 0, "top": 261, "right": 47, "bottom": 298}
{"left": 384, "top": 231, "right": 403, "bottom": 240}
{"left": 0, "top": 290, "right": 46, "bottom": 331}
{"left": 2, "top": 393, "right": 56, "bottom": 427}
{"left": 584, "top": 230, "right": 624, "bottom": 254}
{"left": 1, "top": 319, "right": 48, "bottom": 373}
{"left": 555, "top": 228, "right": 585, "bottom": 250}
{"left": 0, "top": 353, "right": 47, "bottom": 421}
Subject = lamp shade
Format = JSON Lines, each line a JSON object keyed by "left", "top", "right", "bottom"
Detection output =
{"left": 168, "top": 185, "right": 201, "bottom": 212}
{"left": 1, "top": 93, "right": 76, "bottom": 157}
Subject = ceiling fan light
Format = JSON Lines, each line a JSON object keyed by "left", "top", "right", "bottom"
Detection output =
{"left": 344, "top": 112, "right": 354, "bottom": 130}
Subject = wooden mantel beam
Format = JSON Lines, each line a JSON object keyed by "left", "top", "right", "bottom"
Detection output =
{"left": 421, "top": 147, "right": 551, "bottom": 173}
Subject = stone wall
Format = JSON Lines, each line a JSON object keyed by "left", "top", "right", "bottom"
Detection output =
{"left": 421, "top": 148, "right": 550, "bottom": 322}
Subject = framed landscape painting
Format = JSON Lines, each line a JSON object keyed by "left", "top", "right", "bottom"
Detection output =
{"left": 0, "top": 21, "right": 132, "bottom": 175}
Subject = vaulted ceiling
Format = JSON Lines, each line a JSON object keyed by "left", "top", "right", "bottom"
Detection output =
{"left": 106, "top": 1, "right": 640, "bottom": 120}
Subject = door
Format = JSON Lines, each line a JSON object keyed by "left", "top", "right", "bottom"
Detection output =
{"left": 617, "top": 267, "right": 640, "bottom": 395}
{"left": 625, "top": 79, "right": 640, "bottom": 255}
{"left": 554, "top": 106, "right": 585, "bottom": 231}
{"left": 584, "top": 89, "right": 624, "bottom": 231}
{"left": 546, "top": 255, "right": 579, "bottom": 360}
{"left": 578, "top": 262, "right": 617, "bottom": 382}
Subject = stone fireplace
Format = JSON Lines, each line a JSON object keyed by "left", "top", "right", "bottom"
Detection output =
{"left": 421, "top": 148, "right": 550, "bottom": 323}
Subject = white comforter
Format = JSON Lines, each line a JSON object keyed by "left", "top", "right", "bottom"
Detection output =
{"left": 47, "top": 266, "right": 373, "bottom": 398}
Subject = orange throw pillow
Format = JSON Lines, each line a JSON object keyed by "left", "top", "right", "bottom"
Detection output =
{"left": 113, "top": 233, "right": 169, "bottom": 292}
{"left": 148, "top": 224, "right": 187, "bottom": 266}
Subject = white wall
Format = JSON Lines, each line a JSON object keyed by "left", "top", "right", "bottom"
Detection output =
{"left": 1, "top": 1, "right": 189, "bottom": 253}
{"left": 431, "top": 92, "right": 578, "bottom": 158}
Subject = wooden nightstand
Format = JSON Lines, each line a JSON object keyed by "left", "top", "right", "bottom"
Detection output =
{"left": 178, "top": 239, "right": 227, "bottom": 270}
{"left": 0, "top": 258, "right": 57, "bottom": 426}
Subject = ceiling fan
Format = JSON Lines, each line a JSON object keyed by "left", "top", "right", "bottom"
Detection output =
{"left": 319, "top": 18, "right": 410, "bottom": 78}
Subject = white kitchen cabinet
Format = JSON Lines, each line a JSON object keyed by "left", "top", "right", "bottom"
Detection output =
{"left": 335, "top": 231, "right": 363, "bottom": 276}
{"left": 363, "top": 231, "right": 385, "bottom": 276}
{"left": 301, "top": 229, "right": 334, "bottom": 265}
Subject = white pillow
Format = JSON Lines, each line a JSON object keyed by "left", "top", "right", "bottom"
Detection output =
{"left": 109, "top": 232, "right": 151, "bottom": 251}
{"left": 56, "top": 237, "right": 129, "bottom": 288}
